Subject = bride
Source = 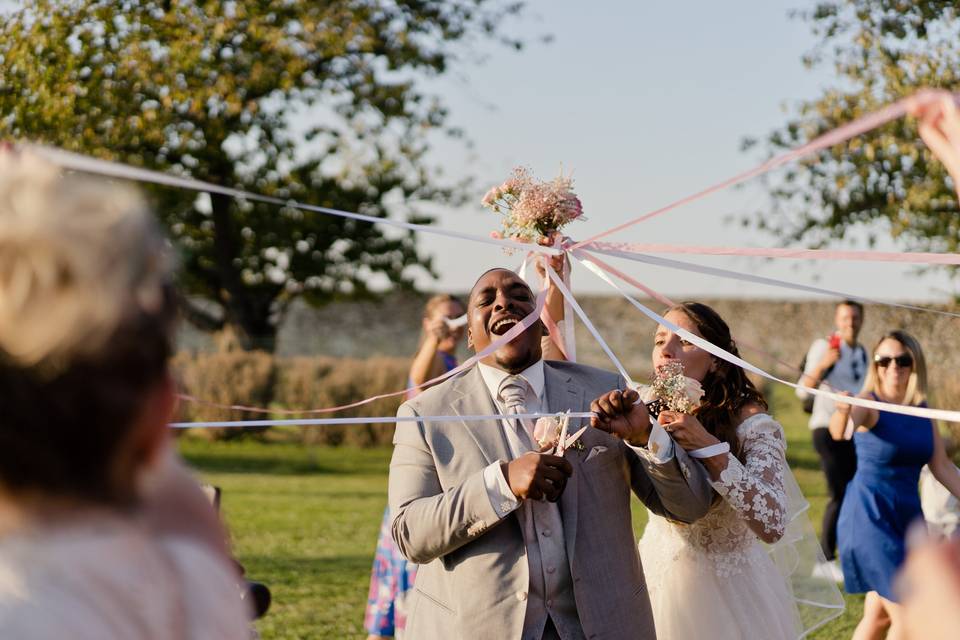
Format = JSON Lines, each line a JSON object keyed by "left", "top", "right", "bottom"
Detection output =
{"left": 595, "top": 302, "right": 842, "bottom": 639}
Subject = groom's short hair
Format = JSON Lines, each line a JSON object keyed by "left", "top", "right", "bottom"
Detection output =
{"left": 468, "top": 267, "right": 533, "bottom": 304}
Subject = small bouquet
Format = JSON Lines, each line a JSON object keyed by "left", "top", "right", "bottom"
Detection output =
{"left": 643, "top": 361, "right": 704, "bottom": 416}
{"left": 482, "top": 166, "right": 584, "bottom": 243}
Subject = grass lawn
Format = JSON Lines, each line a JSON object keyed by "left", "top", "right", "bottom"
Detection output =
{"left": 178, "top": 383, "right": 864, "bottom": 639}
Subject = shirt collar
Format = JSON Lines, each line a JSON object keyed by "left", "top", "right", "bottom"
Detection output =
{"left": 477, "top": 359, "right": 545, "bottom": 402}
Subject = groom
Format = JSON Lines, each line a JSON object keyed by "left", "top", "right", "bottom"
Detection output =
{"left": 389, "top": 268, "right": 713, "bottom": 639}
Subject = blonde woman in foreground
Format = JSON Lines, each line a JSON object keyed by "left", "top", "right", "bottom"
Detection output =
{"left": 0, "top": 151, "right": 250, "bottom": 638}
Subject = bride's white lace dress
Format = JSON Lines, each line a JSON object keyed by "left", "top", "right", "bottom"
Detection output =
{"left": 639, "top": 413, "right": 803, "bottom": 640}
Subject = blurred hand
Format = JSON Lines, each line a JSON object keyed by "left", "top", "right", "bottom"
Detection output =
{"left": 911, "top": 93, "right": 960, "bottom": 201}
{"left": 425, "top": 316, "right": 450, "bottom": 342}
{"left": 501, "top": 448, "right": 573, "bottom": 502}
{"left": 834, "top": 390, "right": 853, "bottom": 416}
{"left": 816, "top": 345, "right": 841, "bottom": 374}
{"left": 137, "top": 443, "right": 233, "bottom": 563}
{"left": 590, "top": 388, "right": 651, "bottom": 446}
{"left": 657, "top": 410, "right": 720, "bottom": 452}
{"left": 898, "top": 537, "right": 960, "bottom": 640}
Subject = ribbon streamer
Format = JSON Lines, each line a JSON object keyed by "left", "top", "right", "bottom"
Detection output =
{"left": 543, "top": 263, "right": 635, "bottom": 387}
{"left": 584, "top": 246, "right": 960, "bottom": 320}
{"left": 586, "top": 241, "right": 960, "bottom": 266}
{"left": 575, "top": 254, "right": 960, "bottom": 424}
{"left": 171, "top": 411, "right": 595, "bottom": 429}
{"left": 178, "top": 287, "right": 546, "bottom": 416}
{"left": 25, "top": 144, "right": 562, "bottom": 258}
{"left": 571, "top": 89, "right": 958, "bottom": 249}
{"left": 574, "top": 250, "right": 852, "bottom": 380}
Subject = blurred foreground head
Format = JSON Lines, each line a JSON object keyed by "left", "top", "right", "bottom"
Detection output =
{"left": 0, "top": 151, "right": 176, "bottom": 505}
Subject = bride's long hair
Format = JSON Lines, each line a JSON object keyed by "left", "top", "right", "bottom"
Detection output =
{"left": 666, "top": 302, "right": 767, "bottom": 461}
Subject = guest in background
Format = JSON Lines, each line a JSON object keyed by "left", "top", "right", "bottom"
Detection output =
{"left": 0, "top": 151, "right": 249, "bottom": 638}
{"left": 797, "top": 300, "right": 867, "bottom": 580}
{"left": 364, "top": 294, "right": 465, "bottom": 639}
{"left": 830, "top": 330, "right": 960, "bottom": 640}
{"left": 404, "top": 294, "right": 466, "bottom": 400}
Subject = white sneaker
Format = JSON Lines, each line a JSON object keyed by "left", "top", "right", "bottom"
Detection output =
{"left": 812, "top": 560, "right": 844, "bottom": 584}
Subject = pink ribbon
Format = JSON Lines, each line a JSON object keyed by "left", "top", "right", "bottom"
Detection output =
{"left": 177, "top": 287, "right": 547, "bottom": 416}
{"left": 571, "top": 249, "right": 814, "bottom": 380}
{"left": 571, "top": 89, "right": 957, "bottom": 250}
{"left": 584, "top": 241, "right": 960, "bottom": 266}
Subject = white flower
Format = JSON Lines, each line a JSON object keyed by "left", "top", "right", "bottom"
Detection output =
{"left": 682, "top": 376, "right": 705, "bottom": 410}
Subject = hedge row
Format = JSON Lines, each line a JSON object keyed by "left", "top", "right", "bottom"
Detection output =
{"left": 172, "top": 351, "right": 409, "bottom": 445}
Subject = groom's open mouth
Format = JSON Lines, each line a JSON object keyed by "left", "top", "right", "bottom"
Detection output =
{"left": 489, "top": 315, "right": 521, "bottom": 336}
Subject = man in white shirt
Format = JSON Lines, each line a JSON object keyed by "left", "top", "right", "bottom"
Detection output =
{"left": 388, "top": 267, "right": 713, "bottom": 640}
{"left": 797, "top": 300, "right": 866, "bottom": 576}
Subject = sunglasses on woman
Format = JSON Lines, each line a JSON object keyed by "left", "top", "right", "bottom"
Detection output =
{"left": 874, "top": 354, "right": 913, "bottom": 369}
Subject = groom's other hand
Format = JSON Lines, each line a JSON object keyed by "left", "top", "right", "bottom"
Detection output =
{"left": 501, "top": 449, "right": 573, "bottom": 502}
{"left": 591, "top": 389, "right": 651, "bottom": 447}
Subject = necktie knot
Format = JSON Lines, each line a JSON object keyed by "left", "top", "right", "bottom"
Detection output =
{"left": 498, "top": 375, "right": 528, "bottom": 413}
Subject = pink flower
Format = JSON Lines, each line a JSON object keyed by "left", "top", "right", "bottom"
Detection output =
{"left": 480, "top": 166, "right": 582, "bottom": 242}
{"left": 490, "top": 231, "right": 503, "bottom": 239}
{"left": 534, "top": 416, "right": 562, "bottom": 449}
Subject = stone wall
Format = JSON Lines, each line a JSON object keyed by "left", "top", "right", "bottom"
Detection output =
{"left": 177, "top": 294, "right": 960, "bottom": 406}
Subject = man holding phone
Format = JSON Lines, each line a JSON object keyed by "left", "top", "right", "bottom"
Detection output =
{"left": 797, "top": 300, "right": 867, "bottom": 580}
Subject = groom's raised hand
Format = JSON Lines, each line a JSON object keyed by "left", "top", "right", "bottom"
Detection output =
{"left": 501, "top": 447, "right": 573, "bottom": 502}
{"left": 590, "top": 388, "right": 652, "bottom": 447}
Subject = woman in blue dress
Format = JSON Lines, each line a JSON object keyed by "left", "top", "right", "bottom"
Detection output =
{"left": 364, "top": 294, "right": 464, "bottom": 639}
{"left": 830, "top": 330, "right": 960, "bottom": 640}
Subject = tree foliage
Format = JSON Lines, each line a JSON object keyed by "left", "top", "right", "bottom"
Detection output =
{"left": 748, "top": 1, "right": 960, "bottom": 263}
{"left": 0, "top": 0, "right": 528, "bottom": 349}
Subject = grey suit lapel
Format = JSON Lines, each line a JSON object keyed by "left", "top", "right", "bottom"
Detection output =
{"left": 450, "top": 367, "right": 513, "bottom": 465}
{"left": 544, "top": 363, "right": 585, "bottom": 562}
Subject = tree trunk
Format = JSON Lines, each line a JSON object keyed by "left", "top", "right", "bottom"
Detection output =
{"left": 210, "top": 192, "right": 280, "bottom": 352}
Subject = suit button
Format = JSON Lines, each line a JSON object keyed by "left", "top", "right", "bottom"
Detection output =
{"left": 516, "top": 590, "right": 527, "bottom": 602}
{"left": 546, "top": 566, "right": 556, "bottom": 574}
{"left": 546, "top": 598, "right": 554, "bottom": 607}
{"left": 542, "top": 529, "right": 552, "bottom": 537}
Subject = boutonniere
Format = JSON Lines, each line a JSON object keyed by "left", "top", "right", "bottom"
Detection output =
{"left": 534, "top": 412, "right": 586, "bottom": 455}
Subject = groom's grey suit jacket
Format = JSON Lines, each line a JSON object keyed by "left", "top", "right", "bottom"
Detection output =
{"left": 389, "top": 360, "right": 713, "bottom": 639}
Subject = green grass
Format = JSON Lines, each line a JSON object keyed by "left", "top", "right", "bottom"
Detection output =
{"left": 178, "top": 384, "right": 864, "bottom": 639}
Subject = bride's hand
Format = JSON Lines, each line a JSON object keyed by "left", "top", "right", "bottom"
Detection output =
{"left": 658, "top": 410, "right": 720, "bottom": 452}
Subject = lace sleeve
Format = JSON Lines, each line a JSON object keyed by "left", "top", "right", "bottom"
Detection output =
{"left": 710, "top": 415, "right": 787, "bottom": 544}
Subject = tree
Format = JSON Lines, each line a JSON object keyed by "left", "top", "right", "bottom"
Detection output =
{"left": 0, "top": 0, "right": 529, "bottom": 350}
{"left": 746, "top": 1, "right": 960, "bottom": 269}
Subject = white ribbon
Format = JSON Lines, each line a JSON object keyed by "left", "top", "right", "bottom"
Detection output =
{"left": 543, "top": 262, "right": 635, "bottom": 386}
{"left": 25, "top": 144, "right": 562, "bottom": 258}
{"left": 574, "top": 251, "right": 960, "bottom": 425}
{"left": 688, "top": 441, "right": 731, "bottom": 459}
{"left": 171, "top": 411, "right": 595, "bottom": 429}
{"left": 585, "top": 246, "right": 960, "bottom": 320}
